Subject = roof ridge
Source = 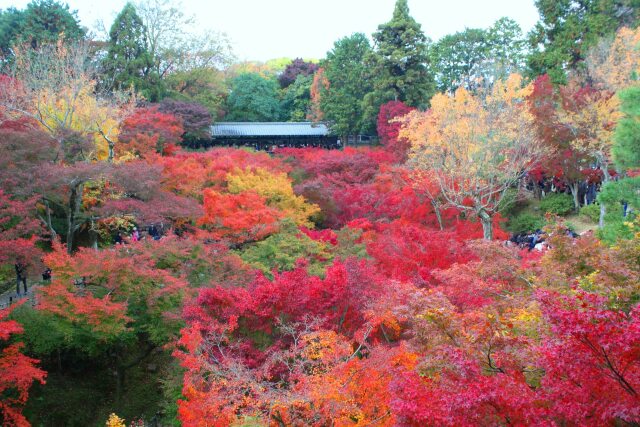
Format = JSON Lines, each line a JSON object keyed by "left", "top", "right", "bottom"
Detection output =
{"left": 213, "top": 122, "right": 321, "bottom": 125}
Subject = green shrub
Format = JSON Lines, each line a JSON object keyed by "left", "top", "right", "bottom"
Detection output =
{"left": 580, "top": 203, "right": 600, "bottom": 223}
{"left": 539, "top": 193, "right": 574, "bottom": 216}
{"left": 497, "top": 188, "right": 520, "bottom": 218}
{"left": 238, "top": 222, "right": 331, "bottom": 278}
{"left": 597, "top": 204, "right": 637, "bottom": 244}
{"left": 507, "top": 213, "right": 546, "bottom": 234}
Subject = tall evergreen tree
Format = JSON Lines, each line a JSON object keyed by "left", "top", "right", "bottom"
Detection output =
{"left": 103, "top": 3, "right": 159, "bottom": 100}
{"left": 320, "top": 33, "right": 374, "bottom": 140}
{"left": 614, "top": 86, "right": 640, "bottom": 171}
{"left": 365, "top": 0, "right": 435, "bottom": 117}
{"left": 0, "top": 1, "right": 84, "bottom": 55}
{"left": 528, "top": 0, "right": 640, "bottom": 83}
{"left": 0, "top": 7, "right": 25, "bottom": 55}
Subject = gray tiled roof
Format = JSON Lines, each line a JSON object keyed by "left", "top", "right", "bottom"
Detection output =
{"left": 212, "top": 122, "right": 329, "bottom": 137}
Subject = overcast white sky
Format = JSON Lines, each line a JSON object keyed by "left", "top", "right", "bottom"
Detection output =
{"left": 0, "top": 0, "right": 540, "bottom": 61}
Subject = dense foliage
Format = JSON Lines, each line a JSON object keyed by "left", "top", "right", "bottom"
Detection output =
{"left": 0, "top": 1, "right": 638, "bottom": 426}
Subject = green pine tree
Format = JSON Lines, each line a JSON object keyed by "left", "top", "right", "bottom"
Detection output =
{"left": 363, "top": 0, "right": 435, "bottom": 128}
{"left": 614, "top": 86, "right": 640, "bottom": 171}
{"left": 103, "top": 3, "right": 159, "bottom": 100}
{"left": 321, "top": 33, "right": 374, "bottom": 139}
{"left": 596, "top": 83, "right": 640, "bottom": 243}
{"left": 0, "top": 0, "right": 84, "bottom": 55}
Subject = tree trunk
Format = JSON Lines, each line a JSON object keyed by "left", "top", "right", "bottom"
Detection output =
{"left": 42, "top": 199, "right": 57, "bottom": 240}
{"left": 66, "top": 182, "right": 84, "bottom": 254}
{"left": 569, "top": 182, "right": 580, "bottom": 213}
{"left": 89, "top": 219, "right": 99, "bottom": 250}
{"left": 478, "top": 210, "right": 493, "bottom": 240}
{"left": 115, "top": 366, "right": 124, "bottom": 406}
{"left": 533, "top": 180, "right": 542, "bottom": 200}
{"left": 599, "top": 161, "right": 611, "bottom": 229}
{"left": 108, "top": 142, "right": 115, "bottom": 163}
{"left": 431, "top": 200, "right": 444, "bottom": 230}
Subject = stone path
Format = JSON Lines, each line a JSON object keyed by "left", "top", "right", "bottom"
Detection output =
{"left": 0, "top": 281, "right": 39, "bottom": 310}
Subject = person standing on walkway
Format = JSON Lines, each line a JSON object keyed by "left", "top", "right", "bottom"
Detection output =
{"left": 14, "top": 257, "right": 27, "bottom": 295}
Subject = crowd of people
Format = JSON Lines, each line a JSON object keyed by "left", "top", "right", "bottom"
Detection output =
{"left": 508, "top": 227, "right": 581, "bottom": 252}
{"left": 6, "top": 224, "right": 167, "bottom": 303}
{"left": 113, "top": 224, "right": 164, "bottom": 246}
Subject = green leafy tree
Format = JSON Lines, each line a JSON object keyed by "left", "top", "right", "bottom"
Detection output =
{"left": 165, "top": 67, "right": 228, "bottom": 118}
{"left": 430, "top": 18, "right": 527, "bottom": 93}
{"left": 225, "top": 73, "right": 282, "bottom": 121}
{"left": 321, "top": 33, "right": 374, "bottom": 138}
{"left": 134, "top": 0, "right": 233, "bottom": 113}
{"left": 430, "top": 28, "right": 490, "bottom": 93}
{"left": 0, "top": 7, "right": 25, "bottom": 55}
{"left": 527, "top": 0, "right": 640, "bottom": 83}
{"left": 281, "top": 74, "right": 313, "bottom": 122}
{"left": 364, "top": 0, "right": 435, "bottom": 122}
{"left": 0, "top": 1, "right": 84, "bottom": 55}
{"left": 103, "top": 3, "right": 159, "bottom": 100}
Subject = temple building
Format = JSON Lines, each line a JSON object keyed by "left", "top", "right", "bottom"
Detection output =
{"left": 210, "top": 122, "right": 340, "bottom": 151}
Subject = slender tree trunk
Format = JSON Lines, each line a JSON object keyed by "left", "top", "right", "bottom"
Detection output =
{"left": 599, "top": 160, "right": 611, "bottom": 229}
{"left": 431, "top": 200, "right": 444, "bottom": 230}
{"left": 89, "top": 219, "right": 98, "bottom": 250}
{"left": 569, "top": 182, "right": 580, "bottom": 213}
{"left": 478, "top": 210, "right": 493, "bottom": 240}
{"left": 115, "top": 366, "right": 124, "bottom": 406}
{"left": 66, "top": 182, "right": 84, "bottom": 254}
{"left": 533, "top": 180, "right": 542, "bottom": 200}
{"left": 108, "top": 142, "right": 115, "bottom": 163}
{"left": 41, "top": 199, "right": 57, "bottom": 240}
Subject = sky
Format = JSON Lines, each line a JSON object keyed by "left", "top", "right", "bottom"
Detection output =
{"left": 0, "top": 0, "right": 541, "bottom": 61}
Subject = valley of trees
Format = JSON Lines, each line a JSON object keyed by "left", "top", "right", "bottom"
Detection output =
{"left": 0, "top": 0, "right": 639, "bottom": 426}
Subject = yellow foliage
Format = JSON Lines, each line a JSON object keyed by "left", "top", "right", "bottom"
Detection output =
{"left": 226, "top": 168, "right": 320, "bottom": 227}
{"left": 557, "top": 85, "right": 622, "bottom": 172}
{"left": 402, "top": 74, "right": 542, "bottom": 216}
{"left": 38, "top": 84, "right": 125, "bottom": 161}
{"left": 587, "top": 26, "right": 640, "bottom": 91}
{"left": 106, "top": 413, "right": 126, "bottom": 427}
{"left": 507, "top": 303, "right": 543, "bottom": 338}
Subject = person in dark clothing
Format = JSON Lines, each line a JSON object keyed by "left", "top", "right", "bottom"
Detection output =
{"left": 149, "top": 224, "right": 163, "bottom": 240}
{"left": 42, "top": 267, "right": 52, "bottom": 282}
{"left": 114, "top": 232, "right": 123, "bottom": 245}
{"left": 15, "top": 258, "right": 27, "bottom": 295}
{"left": 528, "top": 230, "right": 542, "bottom": 251}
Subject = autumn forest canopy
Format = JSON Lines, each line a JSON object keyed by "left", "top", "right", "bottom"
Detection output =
{"left": 0, "top": 0, "right": 639, "bottom": 426}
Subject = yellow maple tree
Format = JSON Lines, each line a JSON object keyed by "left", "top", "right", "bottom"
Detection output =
{"left": 557, "top": 82, "right": 622, "bottom": 183}
{"left": 226, "top": 167, "right": 320, "bottom": 227}
{"left": 587, "top": 26, "right": 640, "bottom": 92}
{"left": 2, "top": 42, "right": 135, "bottom": 162}
{"left": 402, "top": 74, "right": 543, "bottom": 239}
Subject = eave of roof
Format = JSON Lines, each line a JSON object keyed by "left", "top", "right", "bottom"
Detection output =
{"left": 211, "top": 122, "right": 330, "bottom": 137}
